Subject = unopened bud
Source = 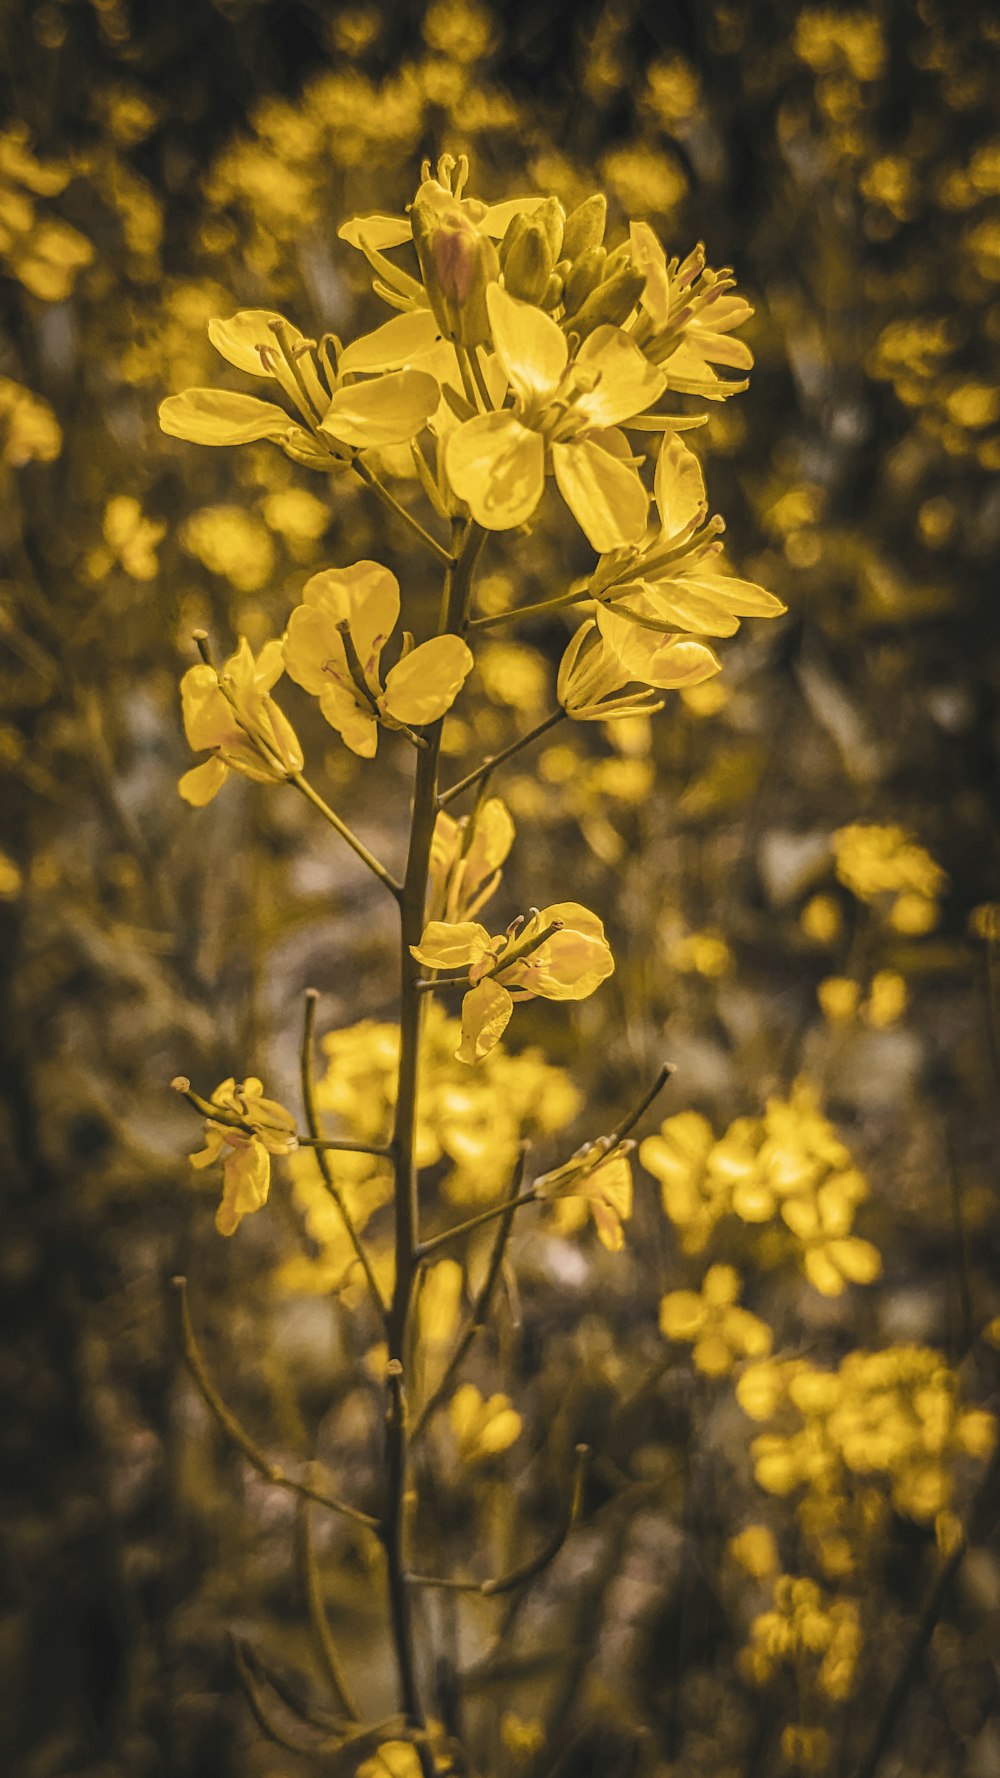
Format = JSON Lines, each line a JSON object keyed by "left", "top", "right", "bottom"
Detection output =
{"left": 562, "top": 193, "right": 607, "bottom": 261}
{"left": 569, "top": 263, "right": 646, "bottom": 339}
{"left": 541, "top": 271, "right": 564, "bottom": 309}
{"left": 504, "top": 219, "right": 553, "bottom": 304}
{"left": 533, "top": 196, "right": 566, "bottom": 263}
{"left": 562, "top": 245, "right": 607, "bottom": 315}
{"left": 412, "top": 197, "right": 497, "bottom": 346}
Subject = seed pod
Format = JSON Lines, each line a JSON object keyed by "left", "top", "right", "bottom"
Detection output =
{"left": 562, "top": 245, "right": 607, "bottom": 315}
{"left": 562, "top": 193, "right": 607, "bottom": 261}
{"left": 569, "top": 264, "right": 646, "bottom": 338}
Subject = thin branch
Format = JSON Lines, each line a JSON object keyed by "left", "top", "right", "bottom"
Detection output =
{"left": 352, "top": 455, "right": 455, "bottom": 568}
{"left": 415, "top": 1188, "right": 539, "bottom": 1260}
{"left": 437, "top": 711, "right": 565, "bottom": 808}
{"left": 231, "top": 1636, "right": 328, "bottom": 1755}
{"left": 298, "top": 1490, "right": 361, "bottom": 1720}
{"left": 300, "top": 990, "right": 388, "bottom": 1320}
{"left": 408, "top": 1445, "right": 589, "bottom": 1597}
{"left": 291, "top": 773, "right": 402, "bottom": 898}
{"left": 467, "top": 587, "right": 587, "bottom": 631}
{"left": 607, "top": 1061, "right": 675, "bottom": 1149}
{"left": 413, "top": 1156, "right": 525, "bottom": 1440}
{"left": 171, "top": 1276, "right": 379, "bottom": 1529}
{"left": 171, "top": 1076, "right": 391, "bottom": 1158}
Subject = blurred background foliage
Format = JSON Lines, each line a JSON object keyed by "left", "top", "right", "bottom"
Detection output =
{"left": 2, "top": 0, "right": 999, "bottom": 1774}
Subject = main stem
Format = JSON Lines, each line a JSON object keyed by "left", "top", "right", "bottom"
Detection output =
{"left": 383, "top": 518, "right": 483, "bottom": 1758}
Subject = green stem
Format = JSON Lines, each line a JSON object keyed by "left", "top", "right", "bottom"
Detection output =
{"left": 437, "top": 710, "right": 565, "bottom": 809}
{"left": 416, "top": 1188, "right": 539, "bottom": 1259}
{"left": 300, "top": 991, "right": 388, "bottom": 1320}
{"left": 468, "top": 587, "right": 587, "bottom": 631}
{"left": 352, "top": 455, "right": 455, "bottom": 568}
{"left": 291, "top": 773, "right": 402, "bottom": 899}
{"left": 383, "top": 518, "right": 484, "bottom": 1767}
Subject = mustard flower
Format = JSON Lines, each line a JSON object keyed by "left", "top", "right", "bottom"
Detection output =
{"left": 660, "top": 1263, "right": 773, "bottom": 1376}
{"left": 534, "top": 1139, "right": 634, "bottom": 1251}
{"left": 187, "top": 1076, "right": 297, "bottom": 1236}
{"left": 158, "top": 306, "right": 439, "bottom": 462}
{"left": 411, "top": 901, "right": 615, "bottom": 1063}
{"left": 283, "top": 561, "right": 473, "bottom": 757}
{"left": 427, "top": 796, "right": 515, "bottom": 923}
{"left": 629, "top": 225, "right": 755, "bottom": 397}
{"left": 590, "top": 433, "right": 784, "bottom": 674}
{"left": 445, "top": 283, "right": 664, "bottom": 550}
{"left": 448, "top": 1382, "right": 522, "bottom": 1463}
{"left": 556, "top": 620, "right": 664, "bottom": 722}
{"left": 178, "top": 637, "right": 303, "bottom": 807}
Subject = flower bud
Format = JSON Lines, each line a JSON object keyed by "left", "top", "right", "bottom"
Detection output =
{"left": 562, "top": 193, "right": 607, "bottom": 261}
{"left": 533, "top": 195, "right": 566, "bottom": 262}
{"left": 503, "top": 218, "right": 553, "bottom": 304}
{"left": 411, "top": 196, "right": 498, "bottom": 347}
{"left": 562, "top": 245, "right": 607, "bottom": 315}
{"left": 567, "top": 263, "right": 646, "bottom": 339}
{"left": 541, "top": 271, "right": 564, "bottom": 309}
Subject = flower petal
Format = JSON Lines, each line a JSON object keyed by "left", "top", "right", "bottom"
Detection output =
{"left": 486, "top": 283, "right": 567, "bottom": 405}
{"left": 382, "top": 634, "right": 473, "bottom": 725}
{"left": 179, "top": 756, "right": 229, "bottom": 806}
{"left": 456, "top": 979, "right": 514, "bottom": 1064}
{"left": 654, "top": 433, "right": 707, "bottom": 536}
{"left": 318, "top": 683, "right": 378, "bottom": 758}
{"left": 207, "top": 310, "right": 304, "bottom": 376}
{"left": 597, "top": 604, "right": 723, "bottom": 688}
{"left": 410, "top": 921, "right": 491, "bottom": 970}
{"left": 552, "top": 438, "right": 649, "bottom": 552}
{"left": 319, "top": 369, "right": 439, "bottom": 447}
{"left": 681, "top": 571, "right": 786, "bottom": 618}
{"left": 158, "top": 388, "right": 291, "bottom": 445}
{"left": 574, "top": 326, "right": 665, "bottom": 428}
{"left": 446, "top": 410, "right": 545, "bottom": 530}
{"left": 338, "top": 213, "right": 413, "bottom": 250}
{"left": 337, "top": 309, "right": 441, "bottom": 374}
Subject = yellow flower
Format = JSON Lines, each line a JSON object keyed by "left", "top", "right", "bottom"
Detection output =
{"left": 818, "top": 975, "right": 861, "bottom": 1024}
{"left": 446, "top": 283, "right": 664, "bottom": 550}
{"left": 283, "top": 560, "right": 473, "bottom": 757}
{"left": 427, "top": 795, "right": 515, "bottom": 923}
{"left": 178, "top": 637, "right": 303, "bottom": 806}
{"left": 557, "top": 619, "right": 664, "bottom": 721}
{"left": 102, "top": 494, "right": 165, "bottom": 580}
{"left": 0, "top": 377, "right": 62, "bottom": 466}
{"left": 159, "top": 305, "right": 439, "bottom": 463}
{"left": 534, "top": 1140, "right": 634, "bottom": 1251}
{"left": 660, "top": 1264, "right": 773, "bottom": 1376}
{"left": 357, "top": 1741, "right": 424, "bottom": 1778}
{"left": 640, "top": 1109, "right": 727, "bottom": 1253}
{"left": 728, "top": 1524, "right": 780, "bottom": 1578}
{"left": 831, "top": 823, "right": 948, "bottom": 908}
{"left": 411, "top": 901, "right": 615, "bottom": 1063}
{"left": 629, "top": 227, "right": 755, "bottom": 398}
{"left": 590, "top": 432, "right": 784, "bottom": 658}
{"left": 862, "top": 969, "right": 907, "bottom": 1028}
{"left": 448, "top": 1382, "right": 522, "bottom": 1462}
{"left": 187, "top": 1076, "right": 297, "bottom": 1236}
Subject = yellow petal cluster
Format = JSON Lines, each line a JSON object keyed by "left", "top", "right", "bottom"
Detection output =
{"left": 831, "top": 822, "right": 948, "bottom": 932}
{"left": 448, "top": 1381, "right": 522, "bottom": 1463}
{"left": 188, "top": 1076, "right": 297, "bottom": 1236}
{"left": 534, "top": 1140, "right": 634, "bottom": 1251}
{"left": 178, "top": 637, "right": 304, "bottom": 806}
{"left": 659, "top": 1263, "right": 772, "bottom": 1376}
{"left": 640, "top": 1080, "right": 880, "bottom": 1296}
{"left": 283, "top": 560, "right": 473, "bottom": 757}
{"left": 411, "top": 901, "right": 614, "bottom": 1063}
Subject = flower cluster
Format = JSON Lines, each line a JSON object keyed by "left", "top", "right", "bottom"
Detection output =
{"left": 640, "top": 1079, "right": 881, "bottom": 1296}
{"left": 737, "top": 1346, "right": 996, "bottom": 1573}
{"left": 740, "top": 1575, "right": 862, "bottom": 1770}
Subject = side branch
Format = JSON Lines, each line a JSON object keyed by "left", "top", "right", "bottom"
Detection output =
{"left": 171, "top": 1276, "right": 379, "bottom": 1530}
{"left": 292, "top": 772, "right": 402, "bottom": 899}
{"left": 437, "top": 711, "right": 565, "bottom": 809}
{"left": 408, "top": 1444, "right": 589, "bottom": 1597}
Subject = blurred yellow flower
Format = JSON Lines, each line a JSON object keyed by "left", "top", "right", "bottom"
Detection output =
{"left": 102, "top": 495, "right": 165, "bottom": 581}
{"left": 448, "top": 1382, "right": 521, "bottom": 1462}
{"left": 660, "top": 1264, "right": 773, "bottom": 1376}
{"left": 0, "top": 377, "right": 62, "bottom": 466}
